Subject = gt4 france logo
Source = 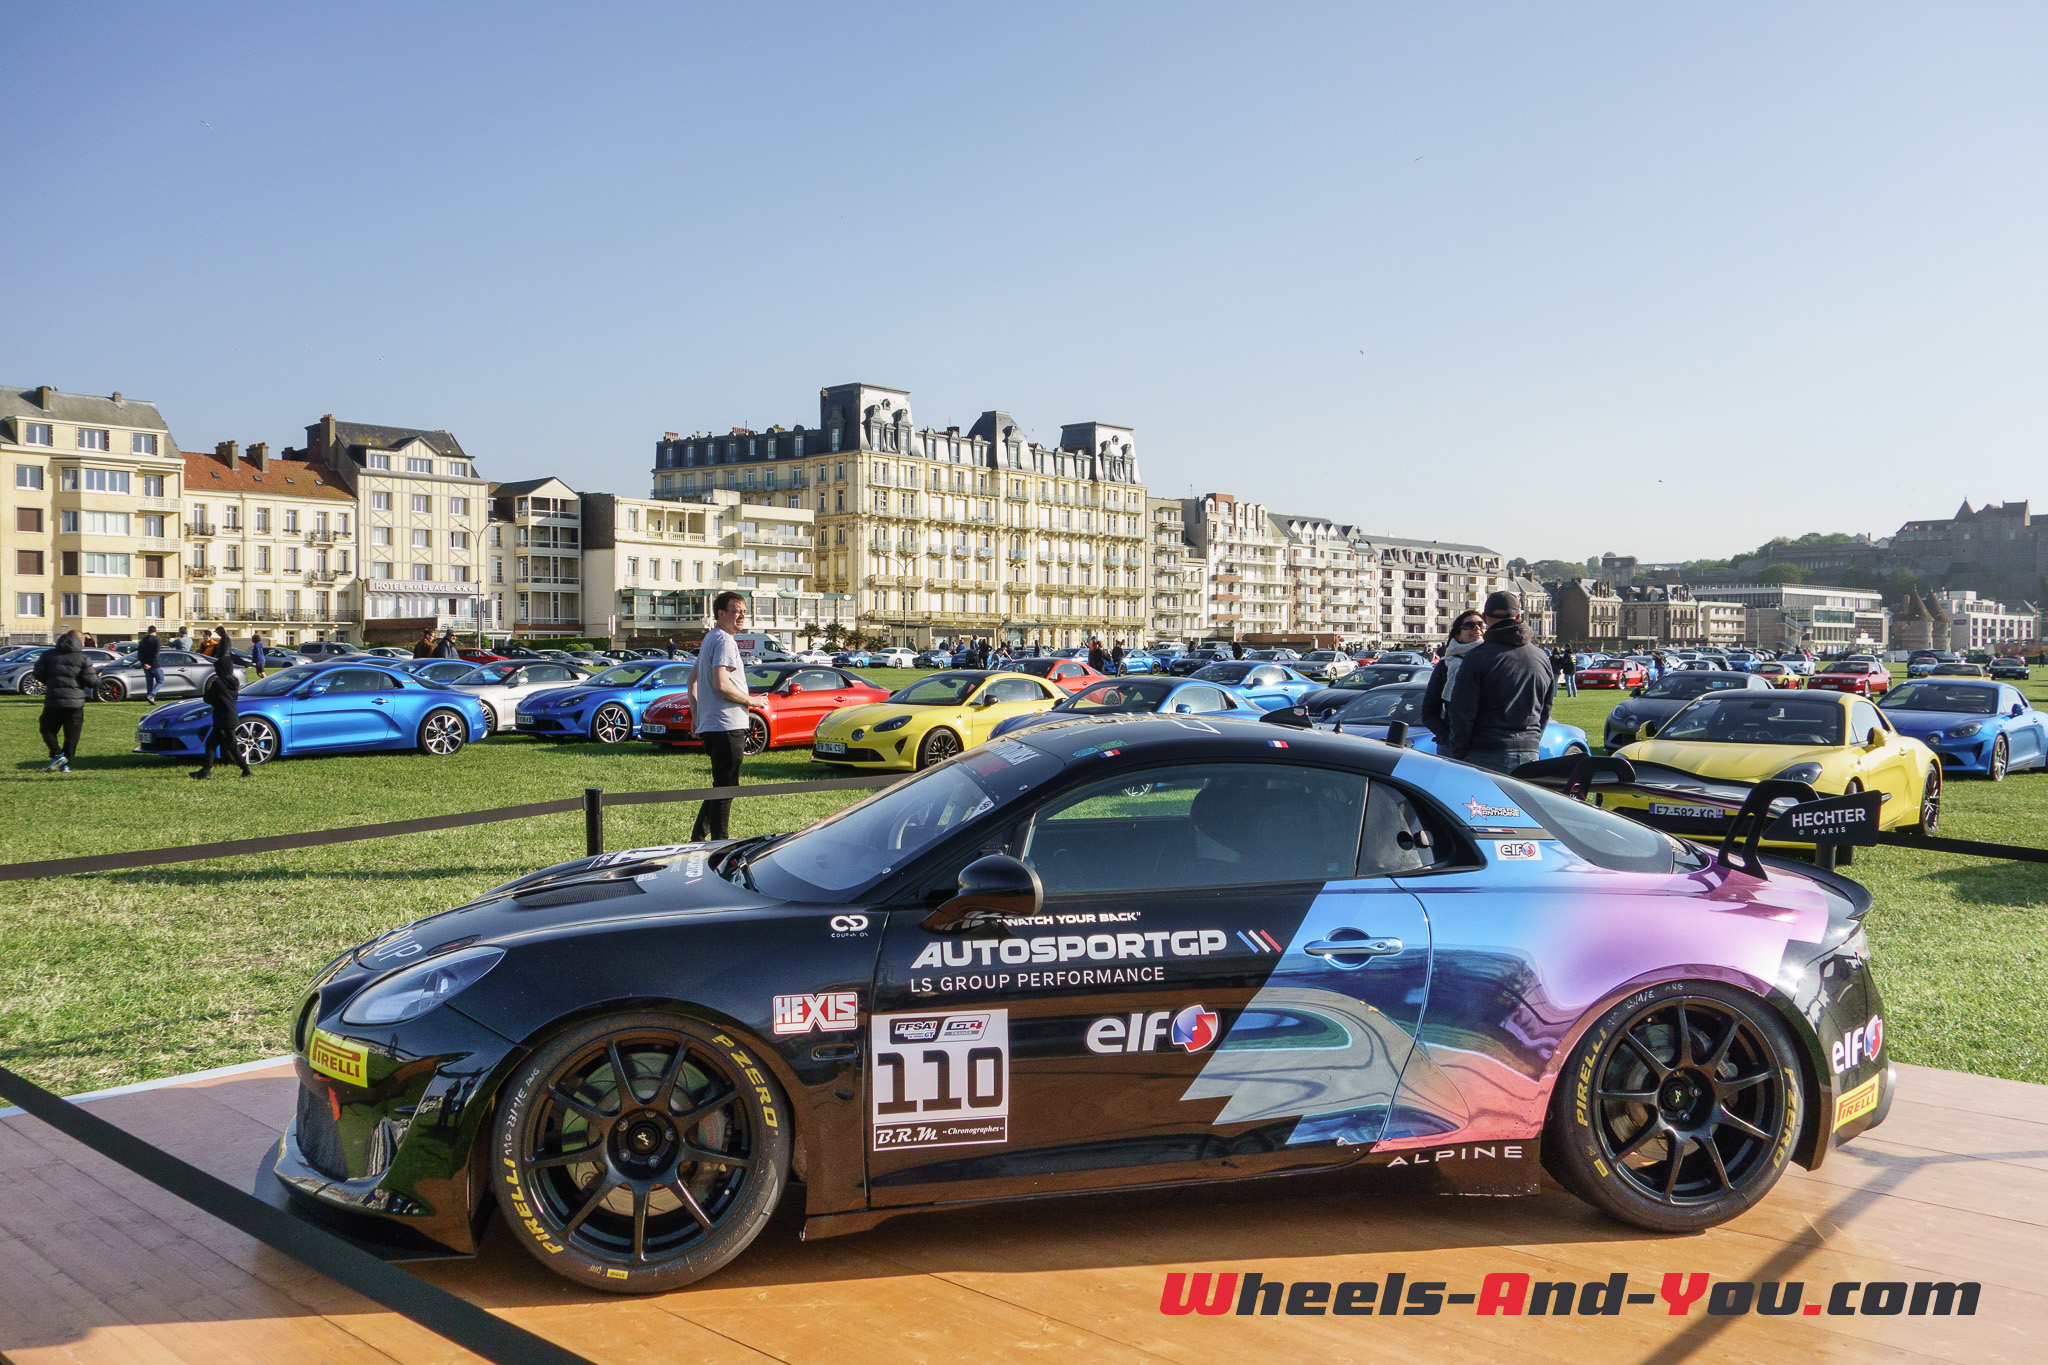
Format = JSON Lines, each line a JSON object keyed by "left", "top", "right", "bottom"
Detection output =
{"left": 773, "top": 992, "right": 859, "bottom": 1035}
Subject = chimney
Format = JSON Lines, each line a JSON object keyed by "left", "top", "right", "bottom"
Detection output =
{"left": 319, "top": 414, "right": 339, "bottom": 465}
{"left": 215, "top": 440, "right": 240, "bottom": 467}
{"left": 663, "top": 431, "right": 679, "bottom": 441}
{"left": 36, "top": 386, "right": 55, "bottom": 410}
{"left": 110, "top": 391, "right": 122, "bottom": 403}
{"left": 249, "top": 442, "right": 270, "bottom": 471}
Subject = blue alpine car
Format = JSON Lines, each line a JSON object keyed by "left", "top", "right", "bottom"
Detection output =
{"left": 512, "top": 660, "right": 696, "bottom": 744}
{"left": 1184, "top": 660, "right": 1320, "bottom": 711}
{"left": 133, "top": 661, "right": 491, "bottom": 765}
{"left": 1878, "top": 679, "right": 2048, "bottom": 780}
{"left": 987, "top": 675, "right": 1260, "bottom": 739}
{"left": 1312, "top": 681, "right": 1590, "bottom": 761}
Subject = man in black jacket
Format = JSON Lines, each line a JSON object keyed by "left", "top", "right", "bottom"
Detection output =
{"left": 33, "top": 632, "right": 96, "bottom": 772}
{"left": 137, "top": 624, "right": 163, "bottom": 701}
{"left": 193, "top": 630, "right": 251, "bottom": 779}
{"left": 1442, "top": 591, "right": 1553, "bottom": 774}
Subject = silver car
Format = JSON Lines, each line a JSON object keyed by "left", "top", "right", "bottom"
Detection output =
{"left": 447, "top": 660, "right": 592, "bottom": 736}
{"left": 93, "top": 650, "right": 244, "bottom": 702}
{"left": 0, "top": 647, "right": 122, "bottom": 695}
{"left": 1295, "top": 650, "right": 1356, "bottom": 681}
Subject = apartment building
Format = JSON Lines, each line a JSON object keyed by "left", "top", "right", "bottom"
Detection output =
{"left": 651, "top": 383, "right": 1146, "bottom": 648}
{"left": 182, "top": 442, "right": 356, "bottom": 645}
{"left": 291, "top": 416, "right": 492, "bottom": 639}
{"left": 1, "top": 385, "right": 183, "bottom": 642}
{"left": 1555, "top": 577, "right": 1625, "bottom": 646}
{"left": 490, "top": 478, "right": 583, "bottom": 638}
{"left": 1145, "top": 496, "right": 1196, "bottom": 644}
{"left": 1272, "top": 513, "right": 1376, "bottom": 642}
{"left": 1930, "top": 590, "right": 2038, "bottom": 653}
{"left": 585, "top": 489, "right": 847, "bottom": 648}
{"left": 1691, "top": 583, "right": 1888, "bottom": 653}
{"left": 1183, "top": 493, "right": 1286, "bottom": 640}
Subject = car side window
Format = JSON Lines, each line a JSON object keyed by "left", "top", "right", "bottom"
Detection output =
{"left": 1849, "top": 699, "right": 1887, "bottom": 741}
{"left": 326, "top": 669, "right": 394, "bottom": 694}
{"left": 1252, "top": 666, "right": 1282, "bottom": 685}
{"left": 792, "top": 669, "right": 840, "bottom": 692}
{"left": 647, "top": 665, "right": 692, "bottom": 687}
{"left": 1022, "top": 763, "right": 1369, "bottom": 895}
{"left": 1175, "top": 685, "right": 1229, "bottom": 712}
{"left": 984, "top": 677, "right": 1043, "bottom": 704}
{"left": 161, "top": 652, "right": 194, "bottom": 666}
{"left": 1356, "top": 781, "right": 1463, "bottom": 876}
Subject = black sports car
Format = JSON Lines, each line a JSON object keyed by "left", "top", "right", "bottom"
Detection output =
{"left": 1299, "top": 663, "right": 1434, "bottom": 718}
{"left": 274, "top": 714, "right": 1893, "bottom": 1293}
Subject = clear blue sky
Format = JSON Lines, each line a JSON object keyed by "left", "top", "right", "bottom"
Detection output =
{"left": 7, "top": 3, "right": 2045, "bottom": 563}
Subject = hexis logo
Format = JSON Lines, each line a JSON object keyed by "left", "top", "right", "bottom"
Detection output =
{"left": 1171, "top": 1004, "right": 1219, "bottom": 1052}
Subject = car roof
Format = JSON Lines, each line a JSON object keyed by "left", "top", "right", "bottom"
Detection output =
{"left": 1006, "top": 712, "right": 1404, "bottom": 779}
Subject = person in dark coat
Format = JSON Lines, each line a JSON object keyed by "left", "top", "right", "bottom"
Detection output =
{"left": 137, "top": 625, "right": 163, "bottom": 702}
{"left": 412, "top": 631, "right": 436, "bottom": 658}
{"left": 1088, "top": 639, "right": 1108, "bottom": 673}
{"left": 250, "top": 633, "right": 267, "bottom": 679}
{"left": 34, "top": 632, "right": 96, "bottom": 772}
{"left": 193, "top": 630, "right": 250, "bottom": 779}
{"left": 1442, "top": 591, "right": 1555, "bottom": 773}
{"left": 1110, "top": 641, "right": 1125, "bottom": 676}
{"left": 435, "top": 629, "right": 459, "bottom": 659}
{"left": 1421, "top": 611, "right": 1485, "bottom": 737}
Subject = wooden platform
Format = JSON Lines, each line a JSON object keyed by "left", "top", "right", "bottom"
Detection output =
{"left": 1, "top": 1060, "right": 2039, "bottom": 1363}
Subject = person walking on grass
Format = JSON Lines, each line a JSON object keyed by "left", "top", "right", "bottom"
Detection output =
{"left": 1558, "top": 647, "right": 1579, "bottom": 698}
{"left": 689, "top": 591, "right": 752, "bottom": 842}
{"left": 34, "top": 631, "right": 94, "bottom": 773}
{"left": 192, "top": 629, "right": 250, "bottom": 779}
{"left": 1442, "top": 591, "right": 1554, "bottom": 775}
{"left": 137, "top": 624, "right": 163, "bottom": 702}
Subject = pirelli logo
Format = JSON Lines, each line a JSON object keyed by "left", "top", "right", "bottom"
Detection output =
{"left": 1834, "top": 1074, "right": 1880, "bottom": 1131}
{"left": 308, "top": 1030, "right": 368, "bottom": 1086}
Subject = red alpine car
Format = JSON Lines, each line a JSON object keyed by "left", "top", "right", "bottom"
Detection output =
{"left": 1004, "top": 657, "right": 1110, "bottom": 694}
{"left": 458, "top": 648, "right": 510, "bottom": 664}
{"left": 1806, "top": 657, "right": 1891, "bottom": 696}
{"left": 638, "top": 663, "right": 889, "bottom": 755}
{"left": 1577, "top": 657, "right": 1648, "bottom": 689}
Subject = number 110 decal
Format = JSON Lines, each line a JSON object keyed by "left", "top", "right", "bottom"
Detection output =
{"left": 871, "top": 1010, "right": 1010, "bottom": 1150}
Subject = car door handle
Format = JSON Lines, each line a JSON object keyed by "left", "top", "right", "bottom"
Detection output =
{"left": 371, "top": 698, "right": 387, "bottom": 705}
{"left": 1304, "top": 937, "right": 1402, "bottom": 959}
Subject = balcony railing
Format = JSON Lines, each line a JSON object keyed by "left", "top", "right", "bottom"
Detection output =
{"left": 137, "top": 496, "right": 181, "bottom": 514}
{"left": 137, "top": 537, "right": 179, "bottom": 553}
{"left": 186, "top": 521, "right": 216, "bottom": 538}
{"left": 185, "top": 565, "right": 215, "bottom": 580}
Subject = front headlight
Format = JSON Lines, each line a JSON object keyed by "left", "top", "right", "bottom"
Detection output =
{"left": 872, "top": 713, "right": 915, "bottom": 732}
{"left": 1948, "top": 723, "right": 1982, "bottom": 737}
{"left": 1771, "top": 762, "right": 1824, "bottom": 784}
{"left": 341, "top": 946, "right": 505, "bottom": 1026}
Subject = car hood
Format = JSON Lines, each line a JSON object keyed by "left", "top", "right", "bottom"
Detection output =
{"left": 1607, "top": 696, "right": 1698, "bottom": 722}
{"left": 821, "top": 702, "right": 943, "bottom": 729}
{"left": 1880, "top": 708, "right": 1996, "bottom": 736}
{"left": 142, "top": 700, "right": 212, "bottom": 726}
{"left": 1617, "top": 739, "right": 1847, "bottom": 780}
{"left": 519, "top": 685, "right": 635, "bottom": 707}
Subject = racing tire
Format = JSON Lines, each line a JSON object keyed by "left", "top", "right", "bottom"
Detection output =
{"left": 916, "top": 728, "right": 962, "bottom": 769}
{"left": 96, "top": 677, "right": 127, "bottom": 703}
{"left": 1544, "top": 980, "right": 1803, "bottom": 1234}
{"left": 591, "top": 703, "right": 633, "bottom": 745}
{"left": 417, "top": 708, "right": 468, "bottom": 757}
{"left": 1989, "top": 736, "right": 2008, "bottom": 783}
{"left": 489, "top": 1012, "right": 790, "bottom": 1294}
{"left": 742, "top": 712, "right": 770, "bottom": 757}
{"left": 1912, "top": 764, "right": 1941, "bottom": 835}
{"left": 236, "top": 717, "right": 279, "bottom": 766}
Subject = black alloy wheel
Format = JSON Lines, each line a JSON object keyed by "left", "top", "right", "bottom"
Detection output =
{"left": 1990, "top": 736, "right": 2009, "bottom": 782}
{"left": 1915, "top": 764, "right": 1942, "bottom": 834}
{"left": 591, "top": 703, "right": 633, "bottom": 745}
{"left": 96, "top": 677, "right": 127, "bottom": 702}
{"left": 491, "top": 1013, "right": 788, "bottom": 1292}
{"left": 236, "top": 717, "right": 279, "bottom": 765}
{"left": 916, "top": 727, "right": 962, "bottom": 769}
{"left": 742, "top": 712, "right": 770, "bottom": 756}
{"left": 418, "top": 709, "right": 467, "bottom": 756}
{"left": 1547, "top": 981, "right": 1802, "bottom": 1233}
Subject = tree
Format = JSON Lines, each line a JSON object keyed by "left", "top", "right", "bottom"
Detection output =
{"left": 1757, "top": 562, "right": 1807, "bottom": 585}
{"left": 822, "top": 621, "right": 844, "bottom": 648}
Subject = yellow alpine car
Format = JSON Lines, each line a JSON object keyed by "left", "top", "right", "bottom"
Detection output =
{"left": 1595, "top": 687, "right": 1941, "bottom": 843}
{"left": 809, "top": 669, "right": 1062, "bottom": 770}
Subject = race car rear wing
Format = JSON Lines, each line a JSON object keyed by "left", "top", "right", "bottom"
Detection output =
{"left": 1511, "top": 754, "right": 1878, "bottom": 879}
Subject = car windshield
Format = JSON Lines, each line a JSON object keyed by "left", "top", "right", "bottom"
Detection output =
{"left": 1642, "top": 674, "right": 1747, "bottom": 700}
{"left": 1931, "top": 665, "right": 1982, "bottom": 675}
{"left": 587, "top": 664, "right": 657, "bottom": 687}
{"left": 744, "top": 667, "right": 787, "bottom": 691}
{"left": 1332, "top": 687, "right": 1426, "bottom": 723}
{"left": 1191, "top": 663, "right": 1252, "bottom": 683}
{"left": 891, "top": 673, "right": 983, "bottom": 704}
{"left": 1063, "top": 679, "right": 1178, "bottom": 712}
{"left": 1881, "top": 682, "right": 1998, "bottom": 715}
{"left": 1820, "top": 661, "right": 1866, "bottom": 673}
{"left": 241, "top": 664, "right": 325, "bottom": 697}
{"left": 462, "top": 664, "right": 518, "bottom": 683}
{"left": 1007, "top": 658, "right": 1058, "bottom": 675}
{"left": 1304, "top": 652, "right": 1339, "bottom": 662}
{"left": 1658, "top": 695, "right": 1845, "bottom": 746}
{"left": 749, "top": 741, "right": 1062, "bottom": 901}
{"left": 1340, "top": 666, "right": 1421, "bottom": 690}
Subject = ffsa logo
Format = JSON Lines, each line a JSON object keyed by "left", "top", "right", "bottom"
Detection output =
{"left": 1087, "top": 1004, "right": 1218, "bottom": 1054}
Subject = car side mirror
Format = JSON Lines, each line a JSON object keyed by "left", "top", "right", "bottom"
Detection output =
{"left": 1629, "top": 686, "right": 1643, "bottom": 698}
{"left": 1638, "top": 720, "right": 1659, "bottom": 738}
{"left": 301, "top": 680, "right": 331, "bottom": 697}
{"left": 1865, "top": 728, "right": 1885, "bottom": 748}
{"left": 923, "top": 854, "right": 1042, "bottom": 933}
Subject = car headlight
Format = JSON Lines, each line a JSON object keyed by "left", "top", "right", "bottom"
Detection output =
{"left": 1609, "top": 709, "right": 1632, "bottom": 725}
{"left": 1771, "top": 762, "right": 1824, "bottom": 784}
{"left": 872, "top": 713, "right": 915, "bottom": 732}
{"left": 1948, "top": 723, "right": 1982, "bottom": 737}
{"left": 341, "top": 946, "right": 505, "bottom": 1026}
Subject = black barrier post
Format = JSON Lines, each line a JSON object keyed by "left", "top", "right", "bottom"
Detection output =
{"left": 584, "top": 787, "right": 603, "bottom": 857}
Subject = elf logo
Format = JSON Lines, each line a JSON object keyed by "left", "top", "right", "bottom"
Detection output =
{"left": 1830, "top": 1015, "right": 1883, "bottom": 1074}
{"left": 1088, "top": 1004, "right": 1219, "bottom": 1054}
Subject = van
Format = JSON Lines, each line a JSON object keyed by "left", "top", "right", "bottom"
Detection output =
{"left": 730, "top": 632, "right": 794, "bottom": 662}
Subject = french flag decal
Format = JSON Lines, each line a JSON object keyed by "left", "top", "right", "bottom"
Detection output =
{"left": 1267, "top": 738, "right": 1289, "bottom": 748}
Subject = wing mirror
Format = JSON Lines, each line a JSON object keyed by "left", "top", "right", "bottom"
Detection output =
{"left": 1629, "top": 686, "right": 1644, "bottom": 698}
{"left": 1638, "top": 720, "right": 1659, "bottom": 738}
{"left": 301, "top": 679, "right": 332, "bottom": 697}
{"left": 1866, "top": 728, "right": 1886, "bottom": 748}
{"left": 2013, "top": 703, "right": 2027, "bottom": 717}
{"left": 923, "top": 855, "right": 1042, "bottom": 933}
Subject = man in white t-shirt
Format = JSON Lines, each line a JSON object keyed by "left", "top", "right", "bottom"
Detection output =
{"left": 690, "top": 591, "right": 753, "bottom": 841}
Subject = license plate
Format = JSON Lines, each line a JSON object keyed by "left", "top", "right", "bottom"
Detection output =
{"left": 515, "top": 712, "right": 533, "bottom": 725}
{"left": 1649, "top": 801, "right": 1725, "bottom": 820}
{"left": 641, "top": 723, "right": 666, "bottom": 735}
{"left": 815, "top": 740, "right": 847, "bottom": 755}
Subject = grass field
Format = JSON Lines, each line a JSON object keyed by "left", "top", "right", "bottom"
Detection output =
{"left": 2, "top": 665, "right": 2045, "bottom": 1096}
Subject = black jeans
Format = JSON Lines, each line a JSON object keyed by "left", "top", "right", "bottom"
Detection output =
{"left": 40, "top": 707, "right": 83, "bottom": 760}
{"left": 199, "top": 705, "right": 246, "bottom": 773}
{"left": 690, "top": 729, "right": 746, "bottom": 841}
